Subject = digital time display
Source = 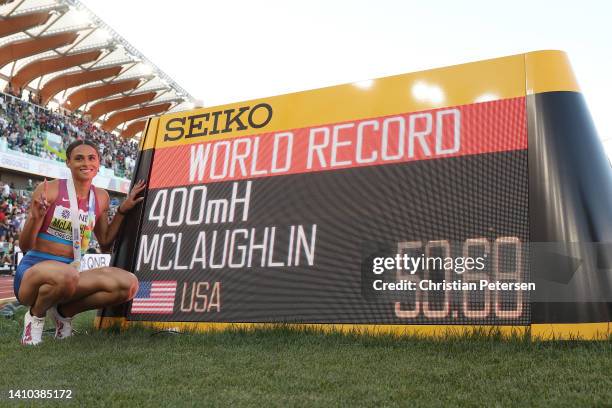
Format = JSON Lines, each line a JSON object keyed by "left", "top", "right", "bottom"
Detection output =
{"left": 386, "top": 237, "right": 528, "bottom": 322}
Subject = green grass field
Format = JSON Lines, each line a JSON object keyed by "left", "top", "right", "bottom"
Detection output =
{"left": 1, "top": 306, "right": 611, "bottom": 407}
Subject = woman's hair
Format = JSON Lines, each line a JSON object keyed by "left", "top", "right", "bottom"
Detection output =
{"left": 66, "top": 139, "right": 100, "bottom": 160}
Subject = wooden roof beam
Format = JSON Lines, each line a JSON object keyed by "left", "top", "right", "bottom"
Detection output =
{"left": 102, "top": 103, "right": 171, "bottom": 131}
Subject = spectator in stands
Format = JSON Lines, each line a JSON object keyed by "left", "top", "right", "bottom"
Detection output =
{"left": 2, "top": 181, "right": 10, "bottom": 198}
{"left": 1, "top": 234, "right": 14, "bottom": 267}
{"left": 0, "top": 215, "right": 9, "bottom": 238}
{"left": 7, "top": 235, "right": 14, "bottom": 251}
{"left": 0, "top": 235, "right": 9, "bottom": 266}
{"left": 10, "top": 208, "right": 24, "bottom": 233}
{"left": 5, "top": 82, "right": 14, "bottom": 97}
{"left": 13, "top": 238, "right": 20, "bottom": 256}
{"left": 1, "top": 252, "right": 11, "bottom": 267}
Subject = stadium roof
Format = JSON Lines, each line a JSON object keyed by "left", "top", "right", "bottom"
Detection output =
{"left": 0, "top": 0, "right": 197, "bottom": 139}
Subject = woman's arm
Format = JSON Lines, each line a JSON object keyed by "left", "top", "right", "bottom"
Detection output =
{"left": 94, "top": 180, "right": 146, "bottom": 251}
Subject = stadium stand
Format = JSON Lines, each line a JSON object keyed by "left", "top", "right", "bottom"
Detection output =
{"left": 1, "top": 90, "right": 138, "bottom": 178}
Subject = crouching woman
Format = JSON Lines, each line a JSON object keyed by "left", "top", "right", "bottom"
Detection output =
{"left": 14, "top": 140, "right": 145, "bottom": 345}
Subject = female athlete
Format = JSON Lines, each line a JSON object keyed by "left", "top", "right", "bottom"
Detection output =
{"left": 14, "top": 139, "right": 144, "bottom": 345}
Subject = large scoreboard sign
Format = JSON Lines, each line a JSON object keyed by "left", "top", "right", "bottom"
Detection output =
{"left": 99, "top": 51, "right": 612, "bottom": 339}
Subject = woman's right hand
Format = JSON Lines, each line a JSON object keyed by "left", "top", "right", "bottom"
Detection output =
{"left": 30, "top": 179, "right": 50, "bottom": 221}
{"left": 31, "top": 196, "right": 49, "bottom": 220}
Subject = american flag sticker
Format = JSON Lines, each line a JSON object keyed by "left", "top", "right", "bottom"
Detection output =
{"left": 131, "top": 281, "right": 177, "bottom": 314}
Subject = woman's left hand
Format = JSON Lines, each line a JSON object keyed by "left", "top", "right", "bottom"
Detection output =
{"left": 119, "top": 180, "right": 146, "bottom": 213}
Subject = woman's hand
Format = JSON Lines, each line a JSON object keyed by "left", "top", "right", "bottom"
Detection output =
{"left": 118, "top": 179, "right": 146, "bottom": 213}
{"left": 30, "top": 179, "right": 50, "bottom": 221}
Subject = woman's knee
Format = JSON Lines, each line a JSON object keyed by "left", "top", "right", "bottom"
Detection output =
{"left": 103, "top": 267, "right": 139, "bottom": 300}
{"left": 54, "top": 268, "right": 80, "bottom": 297}
{"left": 125, "top": 273, "right": 139, "bottom": 300}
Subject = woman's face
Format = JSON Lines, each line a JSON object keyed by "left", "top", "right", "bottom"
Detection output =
{"left": 67, "top": 144, "right": 100, "bottom": 182}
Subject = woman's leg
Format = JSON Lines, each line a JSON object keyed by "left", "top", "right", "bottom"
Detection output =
{"left": 58, "top": 267, "right": 138, "bottom": 317}
{"left": 17, "top": 260, "right": 79, "bottom": 317}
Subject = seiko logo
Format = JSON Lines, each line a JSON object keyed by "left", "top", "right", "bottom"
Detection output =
{"left": 164, "top": 103, "right": 273, "bottom": 141}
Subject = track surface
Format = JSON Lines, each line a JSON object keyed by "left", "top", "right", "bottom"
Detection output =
{"left": 0, "top": 275, "right": 15, "bottom": 303}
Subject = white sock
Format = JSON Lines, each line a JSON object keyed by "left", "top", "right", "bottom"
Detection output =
{"left": 29, "top": 309, "right": 45, "bottom": 321}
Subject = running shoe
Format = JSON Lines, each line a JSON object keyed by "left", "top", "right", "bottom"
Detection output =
{"left": 21, "top": 309, "right": 45, "bottom": 346}
{"left": 48, "top": 305, "right": 73, "bottom": 339}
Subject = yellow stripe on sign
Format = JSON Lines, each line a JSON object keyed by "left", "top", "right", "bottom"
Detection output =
{"left": 94, "top": 317, "right": 610, "bottom": 340}
{"left": 525, "top": 50, "right": 580, "bottom": 95}
{"left": 530, "top": 322, "right": 609, "bottom": 340}
{"left": 139, "top": 117, "right": 160, "bottom": 151}
{"left": 154, "top": 53, "right": 526, "bottom": 149}
{"left": 96, "top": 317, "right": 528, "bottom": 337}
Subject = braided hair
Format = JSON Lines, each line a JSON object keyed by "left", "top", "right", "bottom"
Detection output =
{"left": 66, "top": 139, "right": 100, "bottom": 160}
